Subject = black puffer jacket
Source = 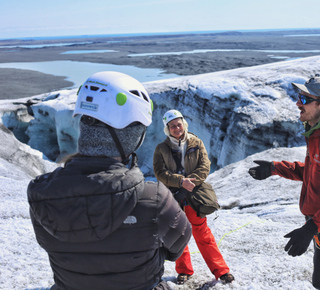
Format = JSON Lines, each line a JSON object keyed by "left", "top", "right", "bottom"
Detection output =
{"left": 28, "top": 156, "right": 191, "bottom": 290}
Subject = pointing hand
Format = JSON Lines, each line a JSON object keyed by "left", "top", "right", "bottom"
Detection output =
{"left": 248, "top": 160, "right": 272, "bottom": 180}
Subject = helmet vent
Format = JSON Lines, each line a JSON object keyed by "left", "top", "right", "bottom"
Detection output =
{"left": 130, "top": 90, "right": 140, "bottom": 97}
{"left": 129, "top": 90, "right": 150, "bottom": 103}
{"left": 101, "top": 89, "right": 107, "bottom": 92}
{"left": 141, "top": 92, "right": 149, "bottom": 103}
{"left": 90, "top": 86, "right": 99, "bottom": 91}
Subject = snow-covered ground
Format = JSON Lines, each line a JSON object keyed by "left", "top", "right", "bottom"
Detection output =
{"left": 1, "top": 56, "right": 319, "bottom": 289}
{"left": 0, "top": 132, "right": 313, "bottom": 289}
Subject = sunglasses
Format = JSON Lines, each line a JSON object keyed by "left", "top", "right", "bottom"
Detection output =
{"left": 298, "top": 93, "right": 320, "bottom": 105}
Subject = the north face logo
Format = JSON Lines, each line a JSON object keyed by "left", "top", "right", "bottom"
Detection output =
{"left": 123, "top": 216, "right": 137, "bottom": 224}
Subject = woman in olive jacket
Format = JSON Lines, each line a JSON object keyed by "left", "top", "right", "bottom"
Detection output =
{"left": 153, "top": 109, "right": 234, "bottom": 285}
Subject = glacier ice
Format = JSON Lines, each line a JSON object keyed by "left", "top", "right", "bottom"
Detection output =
{"left": 1, "top": 56, "right": 320, "bottom": 176}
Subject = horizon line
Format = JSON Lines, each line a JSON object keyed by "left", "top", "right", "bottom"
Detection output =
{"left": 1, "top": 27, "right": 320, "bottom": 42}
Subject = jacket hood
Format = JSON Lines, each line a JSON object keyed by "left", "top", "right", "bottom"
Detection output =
{"left": 28, "top": 156, "right": 145, "bottom": 243}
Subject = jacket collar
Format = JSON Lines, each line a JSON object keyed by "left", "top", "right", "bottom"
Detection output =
{"left": 168, "top": 130, "right": 188, "bottom": 148}
{"left": 302, "top": 120, "right": 320, "bottom": 138}
{"left": 65, "top": 156, "right": 125, "bottom": 174}
{"left": 164, "top": 132, "right": 199, "bottom": 150}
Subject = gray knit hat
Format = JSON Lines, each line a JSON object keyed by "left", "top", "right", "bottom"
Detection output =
{"left": 78, "top": 117, "right": 146, "bottom": 158}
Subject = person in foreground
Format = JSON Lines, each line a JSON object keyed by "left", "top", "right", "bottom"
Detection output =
{"left": 249, "top": 76, "right": 320, "bottom": 289}
{"left": 153, "top": 109, "right": 234, "bottom": 285}
{"left": 27, "top": 72, "right": 192, "bottom": 290}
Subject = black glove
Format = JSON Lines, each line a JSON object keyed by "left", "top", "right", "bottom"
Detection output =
{"left": 248, "top": 160, "right": 272, "bottom": 180}
{"left": 284, "top": 219, "right": 318, "bottom": 257}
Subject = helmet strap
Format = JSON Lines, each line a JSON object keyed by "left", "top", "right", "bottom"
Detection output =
{"left": 130, "top": 152, "right": 138, "bottom": 169}
{"left": 105, "top": 125, "right": 130, "bottom": 165}
{"left": 105, "top": 124, "right": 146, "bottom": 167}
{"left": 130, "top": 127, "right": 146, "bottom": 168}
{"left": 134, "top": 127, "right": 146, "bottom": 151}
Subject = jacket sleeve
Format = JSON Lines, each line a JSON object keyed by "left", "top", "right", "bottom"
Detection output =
{"left": 153, "top": 143, "right": 184, "bottom": 188}
{"left": 185, "top": 139, "right": 210, "bottom": 186}
{"left": 155, "top": 182, "right": 191, "bottom": 261}
{"left": 272, "top": 160, "right": 305, "bottom": 181}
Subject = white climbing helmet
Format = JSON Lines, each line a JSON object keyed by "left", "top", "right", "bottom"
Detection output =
{"left": 73, "top": 71, "right": 153, "bottom": 129}
{"left": 162, "top": 109, "right": 184, "bottom": 126}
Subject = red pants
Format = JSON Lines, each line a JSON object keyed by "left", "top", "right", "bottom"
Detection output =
{"left": 175, "top": 205, "right": 230, "bottom": 279}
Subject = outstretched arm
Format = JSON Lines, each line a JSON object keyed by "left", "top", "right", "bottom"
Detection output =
{"left": 249, "top": 160, "right": 304, "bottom": 181}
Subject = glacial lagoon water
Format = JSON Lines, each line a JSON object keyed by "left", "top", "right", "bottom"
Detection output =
{"left": 0, "top": 60, "right": 181, "bottom": 87}
{"left": 1, "top": 44, "right": 319, "bottom": 88}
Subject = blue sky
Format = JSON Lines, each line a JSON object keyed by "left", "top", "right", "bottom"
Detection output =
{"left": 1, "top": 0, "right": 320, "bottom": 39}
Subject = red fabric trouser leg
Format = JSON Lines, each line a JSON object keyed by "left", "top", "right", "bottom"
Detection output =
{"left": 175, "top": 205, "right": 230, "bottom": 279}
{"left": 175, "top": 244, "right": 194, "bottom": 276}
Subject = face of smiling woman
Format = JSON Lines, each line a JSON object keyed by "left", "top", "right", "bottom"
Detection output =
{"left": 168, "top": 118, "right": 185, "bottom": 140}
{"left": 296, "top": 91, "right": 320, "bottom": 127}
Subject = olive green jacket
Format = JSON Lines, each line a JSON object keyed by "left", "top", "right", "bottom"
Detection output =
{"left": 153, "top": 132, "right": 210, "bottom": 189}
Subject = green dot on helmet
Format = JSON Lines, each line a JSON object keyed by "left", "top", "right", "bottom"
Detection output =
{"left": 116, "top": 93, "right": 127, "bottom": 106}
